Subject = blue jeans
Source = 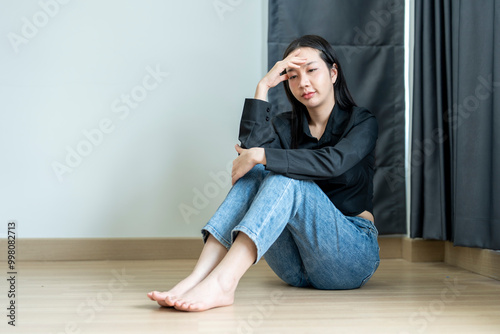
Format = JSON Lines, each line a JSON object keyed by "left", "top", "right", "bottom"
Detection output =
{"left": 201, "top": 164, "right": 380, "bottom": 290}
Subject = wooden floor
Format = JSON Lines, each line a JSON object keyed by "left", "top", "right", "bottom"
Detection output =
{"left": 2, "top": 259, "right": 500, "bottom": 334}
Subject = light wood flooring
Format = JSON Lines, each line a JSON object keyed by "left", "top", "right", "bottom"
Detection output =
{"left": 1, "top": 259, "right": 500, "bottom": 334}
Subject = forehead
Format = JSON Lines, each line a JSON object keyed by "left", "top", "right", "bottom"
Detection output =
{"left": 287, "top": 47, "right": 323, "bottom": 71}
{"left": 295, "top": 47, "right": 321, "bottom": 58}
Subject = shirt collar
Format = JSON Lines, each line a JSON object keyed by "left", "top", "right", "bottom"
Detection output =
{"left": 302, "top": 103, "right": 345, "bottom": 140}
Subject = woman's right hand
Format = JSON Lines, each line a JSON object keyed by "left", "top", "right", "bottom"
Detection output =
{"left": 254, "top": 49, "right": 307, "bottom": 101}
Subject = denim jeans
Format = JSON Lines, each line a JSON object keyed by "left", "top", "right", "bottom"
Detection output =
{"left": 202, "top": 164, "right": 380, "bottom": 290}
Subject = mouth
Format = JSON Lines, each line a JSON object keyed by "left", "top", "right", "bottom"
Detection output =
{"left": 302, "top": 91, "right": 316, "bottom": 99}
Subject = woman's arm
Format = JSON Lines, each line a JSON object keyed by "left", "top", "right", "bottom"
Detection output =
{"left": 232, "top": 49, "right": 307, "bottom": 184}
{"left": 254, "top": 48, "right": 306, "bottom": 101}
{"left": 265, "top": 110, "right": 378, "bottom": 180}
{"left": 231, "top": 145, "right": 266, "bottom": 185}
{"left": 233, "top": 99, "right": 281, "bottom": 185}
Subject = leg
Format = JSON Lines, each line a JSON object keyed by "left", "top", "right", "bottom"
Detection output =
{"left": 168, "top": 172, "right": 304, "bottom": 311}
{"left": 263, "top": 228, "right": 309, "bottom": 288}
{"left": 148, "top": 165, "right": 268, "bottom": 306}
{"left": 148, "top": 234, "right": 227, "bottom": 306}
{"left": 263, "top": 178, "right": 380, "bottom": 289}
{"left": 172, "top": 232, "right": 257, "bottom": 311}
{"left": 231, "top": 172, "right": 379, "bottom": 289}
{"left": 201, "top": 164, "right": 269, "bottom": 248}
{"left": 287, "top": 214, "right": 380, "bottom": 290}
{"left": 158, "top": 171, "right": 378, "bottom": 311}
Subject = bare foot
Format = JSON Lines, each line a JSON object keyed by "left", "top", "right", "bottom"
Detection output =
{"left": 148, "top": 273, "right": 205, "bottom": 307}
{"left": 172, "top": 272, "right": 236, "bottom": 312}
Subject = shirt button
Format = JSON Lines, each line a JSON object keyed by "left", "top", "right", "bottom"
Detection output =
{"left": 265, "top": 116, "right": 270, "bottom": 121}
{"left": 266, "top": 108, "right": 270, "bottom": 113}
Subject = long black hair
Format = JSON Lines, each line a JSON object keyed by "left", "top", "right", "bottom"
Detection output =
{"left": 282, "top": 35, "right": 357, "bottom": 148}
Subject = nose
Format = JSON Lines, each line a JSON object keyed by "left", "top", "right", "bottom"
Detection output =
{"left": 298, "top": 74, "right": 310, "bottom": 88}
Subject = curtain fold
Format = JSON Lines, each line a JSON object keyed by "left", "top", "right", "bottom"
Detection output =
{"left": 410, "top": 0, "right": 453, "bottom": 240}
{"left": 268, "top": 0, "right": 407, "bottom": 234}
{"left": 411, "top": 0, "right": 500, "bottom": 249}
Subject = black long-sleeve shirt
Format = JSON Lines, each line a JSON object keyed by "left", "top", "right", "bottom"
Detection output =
{"left": 238, "top": 98, "right": 378, "bottom": 216}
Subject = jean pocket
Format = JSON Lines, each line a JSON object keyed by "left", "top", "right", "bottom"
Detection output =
{"left": 350, "top": 216, "right": 378, "bottom": 236}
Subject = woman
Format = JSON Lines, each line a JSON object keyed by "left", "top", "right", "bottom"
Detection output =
{"left": 148, "top": 35, "right": 380, "bottom": 312}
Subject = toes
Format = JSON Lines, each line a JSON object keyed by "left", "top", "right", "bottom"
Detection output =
{"left": 188, "top": 303, "right": 202, "bottom": 312}
{"left": 156, "top": 299, "right": 170, "bottom": 307}
{"left": 148, "top": 291, "right": 161, "bottom": 301}
{"left": 174, "top": 304, "right": 189, "bottom": 311}
{"left": 157, "top": 302, "right": 169, "bottom": 307}
{"left": 150, "top": 291, "right": 171, "bottom": 307}
{"left": 173, "top": 299, "right": 189, "bottom": 311}
{"left": 173, "top": 299, "right": 183, "bottom": 309}
{"left": 147, "top": 291, "right": 162, "bottom": 300}
{"left": 164, "top": 295, "right": 178, "bottom": 307}
{"left": 152, "top": 291, "right": 169, "bottom": 301}
{"left": 173, "top": 299, "right": 202, "bottom": 312}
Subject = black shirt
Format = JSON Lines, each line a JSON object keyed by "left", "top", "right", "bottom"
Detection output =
{"left": 238, "top": 98, "right": 378, "bottom": 216}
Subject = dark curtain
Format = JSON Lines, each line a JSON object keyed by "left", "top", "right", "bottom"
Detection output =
{"left": 411, "top": 0, "right": 500, "bottom": 250}
{"left": 268, "top": 0, "right": 406, "bottom": 234}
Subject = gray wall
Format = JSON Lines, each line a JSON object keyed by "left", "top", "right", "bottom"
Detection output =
{"left": 0, "top": 0, "right": 268, "bottom": 238}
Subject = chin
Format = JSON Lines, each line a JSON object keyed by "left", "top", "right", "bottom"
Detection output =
{"left": 302, "top": 100, "right": 318, "bottom": 108}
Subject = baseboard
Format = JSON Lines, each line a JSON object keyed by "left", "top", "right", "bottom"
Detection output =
{"left": 1, "top": 238, "right": 204, "bottom": 261}
{"left": 444, "top": 242, "right": 500, "bottom": 281}
{"left": 399, "top": 238, "right": 500, "bottom": 281}
{"left": 1, "top": 237, "right": 401, "bottom": 262}
{"left": 402, "top": 237, "right": 445, "bottom": 262}
{"left": 378, "top": 236, "right": 402, "bottom": 259}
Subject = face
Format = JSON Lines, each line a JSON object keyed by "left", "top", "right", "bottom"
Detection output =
{"left": 286, "top": 47, "right": 338, "bottom": 111}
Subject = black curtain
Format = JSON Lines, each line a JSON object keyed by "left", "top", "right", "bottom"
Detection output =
{"left": 268, "top": 0, "right": 406, "bottom": 234}
{"left": 411, "top": 0, "right": 500, "bottom": 250}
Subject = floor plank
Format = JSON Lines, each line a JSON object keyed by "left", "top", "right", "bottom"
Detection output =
{"left": 1, "top": 259, "right": 499, "bottom": 333}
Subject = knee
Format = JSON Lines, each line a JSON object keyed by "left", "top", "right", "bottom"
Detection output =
{"left": 262, "top": 171, "right": 298, "bottom": 186}
{"left": 249, "top": 163, "right": 266, "bottom": 174}
{"left": 240, "top": 164, "right": 268, "bottom": 181}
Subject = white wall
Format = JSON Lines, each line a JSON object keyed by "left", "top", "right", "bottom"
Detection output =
{"left": 0, "top": 0, "right": 269, "bottom": 238}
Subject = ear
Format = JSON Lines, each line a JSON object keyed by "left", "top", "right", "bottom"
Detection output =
{"left": 331, "top": 64, "right": 338, "bottom": 84}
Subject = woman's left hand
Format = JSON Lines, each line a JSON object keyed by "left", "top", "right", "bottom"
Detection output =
{"left": 232, "top": 145, "right": 266, "bottom": 185}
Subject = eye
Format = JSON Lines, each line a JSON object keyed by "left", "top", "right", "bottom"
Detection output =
{"left": 288, "top": 75, "right": 297, "bottom": 80}
{"left": 308, "top": 68, "right": 318, "bottom": 73}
